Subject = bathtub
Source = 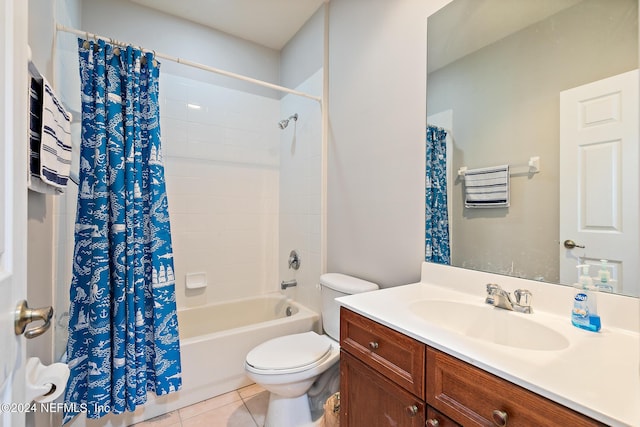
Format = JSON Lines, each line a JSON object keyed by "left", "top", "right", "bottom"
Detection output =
{"left": 68, "top": 293, "right": 319, "bottom": 427}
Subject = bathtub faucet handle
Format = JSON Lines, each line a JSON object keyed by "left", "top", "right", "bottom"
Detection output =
{"left": 288, "top": 250, "right": 301, "bottom": 270}
{"left": 281, "top": 279, "right": 297, "bottom": 290}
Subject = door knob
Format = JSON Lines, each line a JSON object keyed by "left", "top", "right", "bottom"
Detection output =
{"left": 563, "top": 239, "right": 585, "bottom": 249}
{"left": 14, "top": 300, "right": 54, "bottom": 339}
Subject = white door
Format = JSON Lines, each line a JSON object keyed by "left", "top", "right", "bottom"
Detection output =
{"left": 559, "top": 70, "right": 639, "bottom": 296}
{"left": 0, "top": 1, "right": 29, "bottom": 426}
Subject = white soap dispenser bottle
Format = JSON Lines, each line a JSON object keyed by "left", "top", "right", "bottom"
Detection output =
{"left": 598, "top": 259, "right": 611, "bottom": 283}
{"left": 576, "top": 264, "right": 592, "bottom": 288}
{"left": 595, "top": 259, "right": 615, "bottom": 292}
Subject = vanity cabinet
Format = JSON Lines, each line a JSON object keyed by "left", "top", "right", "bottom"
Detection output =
{"left": 340, "top": 308, "right": 603, "bottom": 427}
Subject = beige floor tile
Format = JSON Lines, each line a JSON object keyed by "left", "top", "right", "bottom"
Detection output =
{"left": 179, "top": 391, "right": 242, "bottom": 420}
{"left": 180, "top": 400, "right": 257, "bottom": 427}
{"left": 237, "top": 383, "right": 265, "bottom": 400}
{"left": 243, "top": 390, "right": 269, "bottom": 427}
{"left": 131, "top": 410, "right": 181, "bottom": 427}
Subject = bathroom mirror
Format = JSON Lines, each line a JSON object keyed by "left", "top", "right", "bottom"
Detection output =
{"left": 427, "top": 0, "right": 639, "bottom": 297}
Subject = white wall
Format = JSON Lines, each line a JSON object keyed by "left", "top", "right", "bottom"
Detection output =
{"left": 81, "top": 0, "right": 280, "bottom": 99}
{"left": 280, "top": 6, "right": 324, "bottom": 91}
{"left": 278, "top": 7, "right": 325, "bottom": 315}
{"left": 161, "top": 74, "right": 281, "bottom": 308}
{"left": 278, "top": 70, "right": 324, "bottom": 314}
{"left": 327, "top": 0, "right": 451, "bottom": 287}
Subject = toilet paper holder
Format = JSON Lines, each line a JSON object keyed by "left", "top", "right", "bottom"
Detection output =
{"left": 15, "top": 300, "right": 54, "bottom": 339}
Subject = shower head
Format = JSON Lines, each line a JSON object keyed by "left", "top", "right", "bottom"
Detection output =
{"left": 278, "top": 113, "right": 298, "bottom": 129}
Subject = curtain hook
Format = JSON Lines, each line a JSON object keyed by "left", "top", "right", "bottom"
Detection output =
{"left": 83, "top": 32, "right": 90, "bottom": 49}
{"left": 152, "top": 50, "right": 158, "bottom": 67}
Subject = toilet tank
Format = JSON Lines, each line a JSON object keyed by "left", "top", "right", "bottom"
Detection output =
{"left": 320, "top": 273, "right": 379, "bottom": 341}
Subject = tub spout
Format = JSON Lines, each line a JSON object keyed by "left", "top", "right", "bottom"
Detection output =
{"left": 281, "top": 279, "right": 297, "bottom": 290}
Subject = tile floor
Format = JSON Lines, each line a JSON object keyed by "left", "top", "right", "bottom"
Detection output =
{"left": 132, "top": 384, "right": 269, "bottom": 427}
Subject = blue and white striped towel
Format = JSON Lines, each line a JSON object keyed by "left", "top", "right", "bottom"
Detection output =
{"left": 464, "top": 165, "right": 509, "bottom": 208}
{"left": 39, "top": 76, "right": 72, "bottom": 189}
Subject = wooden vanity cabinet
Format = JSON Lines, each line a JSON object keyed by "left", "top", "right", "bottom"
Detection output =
{"left": 340, "top": 308, "right": 604, "bottom": 427}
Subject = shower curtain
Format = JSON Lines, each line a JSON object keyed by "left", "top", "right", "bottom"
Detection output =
{"left": 63, "top": 39, "right": 181, "bottom": 423}
{"left": 425, "top": 125, "right": 450, "bottom": 264}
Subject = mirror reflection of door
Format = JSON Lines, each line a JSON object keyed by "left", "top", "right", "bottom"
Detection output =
{"left": 559, "top": 69, "right": 639, "bottom": 295}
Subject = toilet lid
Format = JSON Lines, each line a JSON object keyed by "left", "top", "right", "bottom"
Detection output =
{"left": 246, "top": 332, "right": 332, "bottom": 371}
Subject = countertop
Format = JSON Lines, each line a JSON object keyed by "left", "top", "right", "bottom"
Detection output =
{"left": 337, "top": 278, "right": 640, "bottom": 426}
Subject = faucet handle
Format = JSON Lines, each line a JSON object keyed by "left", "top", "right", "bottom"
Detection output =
{"left": 486, "top": 283, "right": 501, "bottom": 294}
{"left": 485, "top": 283, "right": 501, "bottom": 305}
{"left": 514, "top": 289, "right": 532, "bottom": 307}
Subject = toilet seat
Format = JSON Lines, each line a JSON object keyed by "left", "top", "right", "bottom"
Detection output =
{"left": 246, "top": 332, "right": 334, "bottom": 375}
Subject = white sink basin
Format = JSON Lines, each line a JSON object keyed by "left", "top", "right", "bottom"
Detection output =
{"left": 409, "top": 300, "right": 570, "bottom": 351}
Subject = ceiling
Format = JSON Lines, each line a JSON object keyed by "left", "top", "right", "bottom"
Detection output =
{"left": 428, "top": 0, "right": 584, "bottom": 73}
{"left": 129, "top": 0, "right": 326, "bottom": 50}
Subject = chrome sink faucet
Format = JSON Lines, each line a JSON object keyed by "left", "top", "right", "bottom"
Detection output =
{"left": 485, "top": 284, "right": 533, "bottom": 314}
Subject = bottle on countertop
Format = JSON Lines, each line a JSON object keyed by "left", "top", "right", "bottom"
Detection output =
{"left": 571, "top": 265, "right": 601, "bottom": 332}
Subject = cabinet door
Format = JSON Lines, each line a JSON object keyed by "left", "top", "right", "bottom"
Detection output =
{"left": 340, "top": 350, "right": 425, "bottom": 427}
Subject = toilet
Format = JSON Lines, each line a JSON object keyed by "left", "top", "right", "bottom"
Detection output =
{"left": 245, "top": 273, "right": 379, "bottom": 427}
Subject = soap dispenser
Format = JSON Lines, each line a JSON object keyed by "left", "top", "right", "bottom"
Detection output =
{"left": 576, "top": 264, "right": 592, "bottom": 288}
{"left": 594, "top": 259, "right": 615, "bottom": 292}
{"left": 598, "top": 259, "right": 611, "bottom": 284}
{"left": 571, "top": 265, "right": 601, "bottom": 332}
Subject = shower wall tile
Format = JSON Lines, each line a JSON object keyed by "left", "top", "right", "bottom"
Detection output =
{"left": 160, "top": 73, "right": 280, "bottom": 309}
{"left": 162, "top": 99, "right": 188, "bottom": 121}
{"left": 278, "top": 69, "right": 324, "bottom": 315}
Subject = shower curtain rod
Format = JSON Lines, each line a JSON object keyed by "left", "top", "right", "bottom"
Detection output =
{"left": 55, "top": 24, "right": 323, "bottom": 103}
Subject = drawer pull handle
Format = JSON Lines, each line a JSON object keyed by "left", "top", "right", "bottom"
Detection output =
{"left": 368, "top": 341, "right": 379, "bottom": 350}
{"left": 405, "top": 405, "right": 418, "bottom": 417}
{"left": 492, "top": 409, "right": 508, "bottom": 426}
{"left": 426, "top": 419, "right": 440, "bottom": 427}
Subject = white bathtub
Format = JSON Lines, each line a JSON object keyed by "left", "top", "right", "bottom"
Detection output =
{"left": 67, "top": 293, "right": 319, "bottom": 427}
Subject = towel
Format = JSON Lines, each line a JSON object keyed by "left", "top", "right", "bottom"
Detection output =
{"left": 464, "top": 165, "right": 509, "bottom": 208}
{"left": 39, "top": 76, "right": 72, "bottom": 188}
{"left": 27, "top": 75, "right": 59, "bottom": 194}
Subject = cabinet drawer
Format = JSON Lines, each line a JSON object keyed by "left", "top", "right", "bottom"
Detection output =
{"left": 426, "top": 347, "right": 604, "bottom": 427}
{"left": 340, "top": 307, "right": 425, "bottom": 398}
{"left": 341, "top": 350, "right": 425, "bottom": 427}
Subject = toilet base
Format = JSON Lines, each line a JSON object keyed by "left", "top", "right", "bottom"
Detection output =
{"left": 264, "top": 392, "right": 313, "bottom": 427}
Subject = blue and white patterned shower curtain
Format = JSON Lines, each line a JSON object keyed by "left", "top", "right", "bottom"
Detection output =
{"left": 425, "top": 125, "right": 450, "bottom": 264}
{"left": 63, "top": 39, "right": 181, "bottom": 424}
